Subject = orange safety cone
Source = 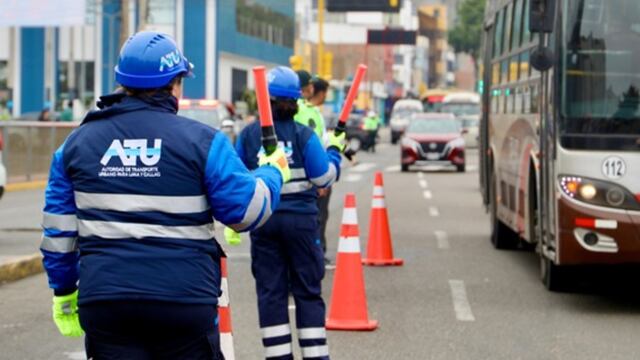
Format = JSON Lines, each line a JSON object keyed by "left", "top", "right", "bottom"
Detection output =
{"left": 363, "top": 172, "right": 404, "bottom": 266}
{"left": 326, "top": 193, "right": 378, "bottom": 331}
{"left": 218, "top": 257, "right": 236, "bottom": 360}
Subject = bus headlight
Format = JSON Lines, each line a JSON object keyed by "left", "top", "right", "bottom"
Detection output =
{"left": 559, "top": 175, "right": 640, "bottom": 210}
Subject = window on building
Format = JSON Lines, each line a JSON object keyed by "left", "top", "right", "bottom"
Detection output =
{"left": 0, "top": 61, "right": 7, "bottom": 90}
{"left": 58, "top": 61, "right": 95, "bottom": 100}
{"left": 511, "top": 0, "right": 524, "bottom": 50}
{"left": 231, "top": 68, "right": 248, "bottom": 103}
{"left": 236, "top": 0, "right": 294, "bottom": 48}
{"left": 146, "top": 0, "right": 176, "bottom": 26}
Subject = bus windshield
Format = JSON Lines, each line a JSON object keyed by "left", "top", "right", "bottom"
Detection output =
{"left": 561, "top": 0, "right": 640, "bottom": 149}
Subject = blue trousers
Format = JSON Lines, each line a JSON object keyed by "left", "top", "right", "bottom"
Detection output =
{"left": 251, "top": 212, "right": 329, "bottom": 360}
{"left": 79, "top": 301, "right": 223, "bottom": 359}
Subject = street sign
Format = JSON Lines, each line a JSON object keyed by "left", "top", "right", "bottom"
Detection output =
{"left": 327, "top": 0, "right": 402, "bottom": 13}
{"left": 367, "top": 29, "right": 417, "bottom": 45}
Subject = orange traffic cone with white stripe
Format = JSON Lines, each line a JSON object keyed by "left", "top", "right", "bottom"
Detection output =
{"left": 326, "top": 193, "right": 378, "bottom": 331}
{"left": 218, "top": 257, "right": 236, "bottom": 360}
{"left": 363, "top": 172, "right": 403, "bottom": 266}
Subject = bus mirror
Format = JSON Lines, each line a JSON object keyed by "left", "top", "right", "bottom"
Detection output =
{"left": 530, "top": 0, "right": 556, "bottom": 33}
{"left": 530, "top": 46, "right": 554, "bottom": 72}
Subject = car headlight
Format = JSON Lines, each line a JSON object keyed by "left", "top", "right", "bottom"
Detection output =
{"left": 443, "top": 137, "right": 465, "bottom": 155}
{"left": 401, "top": 137, "right": 420, "bottom": 151}
{"left": 559, "top": 175, "right": 640, "bottom": 210}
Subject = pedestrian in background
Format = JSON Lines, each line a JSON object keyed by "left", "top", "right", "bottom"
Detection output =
{"left": 40, "top": 31, "right": 289, "bottom": 359}
{"left": 38, "top": 103, "right": 52, "bottom": 121}
{"left": 233, "top": 66, "right": 345, "bottom": 360}
{"left": 59, "top": 100, "right": 74, "bottom": 122}
{"left": 364, "top": 110, "right": 381, "bottom": 153}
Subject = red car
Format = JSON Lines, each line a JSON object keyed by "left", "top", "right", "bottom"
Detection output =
{"left": 400, "top": 113, "right": 466, "bottom": 172}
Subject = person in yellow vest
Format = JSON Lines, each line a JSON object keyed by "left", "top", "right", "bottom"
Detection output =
{"left": 364, "top": 110, "right": 381, "bottom": 153}
{"left": 294, "top": 71, "right": 326, "bottom": 140}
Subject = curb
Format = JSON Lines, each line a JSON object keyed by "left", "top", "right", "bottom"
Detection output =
{"left": 0, "top": 253, "right": 44, "bottom": 284}
{"left": 6, "top": 180, "right": 48, "bottom": 192}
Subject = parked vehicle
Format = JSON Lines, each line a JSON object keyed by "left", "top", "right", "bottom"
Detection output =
{"left": 390, "top": 99, "right": 423, "bottom": 144}
{"left": 400, "top": 113, "right": 466, "bottom": 172}
{"left": 178, "top": 99, "right": 240, "bottom": 142}
{"left": 0, "top": 131, "right": 6, "bottom": 199}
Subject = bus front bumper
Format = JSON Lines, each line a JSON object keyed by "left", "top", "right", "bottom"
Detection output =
{"left": 557, "top": 195, "right": 640, "bottom": 265}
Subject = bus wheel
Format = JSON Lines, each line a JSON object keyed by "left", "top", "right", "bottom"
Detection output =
{"left": 490, "top": 170, "right": 518, "bottom": 249}
{"left": 540, "top": 252, "right": 568, "bottom": 292}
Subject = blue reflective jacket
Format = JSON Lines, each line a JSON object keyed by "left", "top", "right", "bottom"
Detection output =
{"left": 236, "top": 116, "right": 341, "bottom": 215}
{"left": 40, "top": 93, "right": 282, "bottom": 305}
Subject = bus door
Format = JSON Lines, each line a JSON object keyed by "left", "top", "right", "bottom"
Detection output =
{"left": 480, "top": 23, "right": 495, "bottom": 208}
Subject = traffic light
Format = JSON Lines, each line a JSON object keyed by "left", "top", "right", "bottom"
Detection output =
{"left": 322, "top": 52, "right": 333, "bottom": 80}
{"left": 290, "top": 55, "right": 303, "bottom": 71}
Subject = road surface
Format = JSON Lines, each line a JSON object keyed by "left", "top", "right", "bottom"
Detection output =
{"left": 2, "top": 141, "right": 640, "bottom": 359}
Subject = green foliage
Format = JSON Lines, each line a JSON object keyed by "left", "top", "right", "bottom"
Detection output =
{"left": 449, "top": 0, "right": 487, "bottom": 59}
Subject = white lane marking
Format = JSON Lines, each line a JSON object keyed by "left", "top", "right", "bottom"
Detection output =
{"left": 64, "top": 352, "right": 86, "bottom": 360}
{"left": 384, "top": 165, "right": 400, "bottom": 173}
{"left": 417, "top": 172, "right": 424, "bottom": 179}
{"left": 350, "top": 162, "right": 377, "bottom": 173}
{"left": 344, "top": 174, "right": 363, "bottom": 183}
{"left": 434, "top": 231, "right": 449, "bottom": 249}
{"left": 429, "top": 206, "right": 440, "bottom": 217}
{"left": 419, "top": 179, "right": 428, "bottom": 189}
{"left": 377, "top": 144, "right": 390, "bottom": 150}
{"left": 449, "top": 280, "right": 475, "bottom": 322}
{"left": 423, "top": 190, "right": 433, "bottom": 200}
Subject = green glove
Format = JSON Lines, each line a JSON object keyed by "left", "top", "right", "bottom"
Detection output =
{"left": 224, "top": 227, "right": 242, "bottom": 246}
{"left": 52, "top": 290, "right": 83, "bottom": 337}
{"left": 328, "top": 131, "right": 347, "bottom": 153}
{"left": 259, "top": 148, "right": 291, "bottom": 183}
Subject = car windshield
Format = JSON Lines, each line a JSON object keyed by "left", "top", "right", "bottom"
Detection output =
{"left": 407, "top": 118, "right": 460, "bottom": 134}
{"left": 461, "top": 118, "right": 479, "bottom": 128}
{"left": 178, "top": 108, "right": 221, "bottom": 129}
{"left": 441, "top": 103, "right": 480, "bottom": 116}
{"left": 393, "top": 108, "right": 421, "bottom": 118}
{"left": 561, "top": 0, "right": 640, "bottom": 149}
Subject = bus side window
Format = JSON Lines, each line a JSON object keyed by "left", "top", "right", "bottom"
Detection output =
{"left": 530, "top": 84, "right": 539, "bottom": 114}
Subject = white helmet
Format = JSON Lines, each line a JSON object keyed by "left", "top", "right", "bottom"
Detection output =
{"left": 367, "top": 110, "right": 376, "bottom": 117}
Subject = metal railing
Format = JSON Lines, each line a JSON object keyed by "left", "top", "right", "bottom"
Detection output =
{"left": 0, "top": 122, "right": 79, "bottom": 183}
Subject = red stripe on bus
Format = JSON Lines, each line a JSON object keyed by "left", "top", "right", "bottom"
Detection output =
{"left": 575, "top": 218, "right": 595, "bottom": 228}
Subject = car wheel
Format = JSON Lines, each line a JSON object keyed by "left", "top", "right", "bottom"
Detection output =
{"left": 489, "top": 170, "right": 519, "bottom": 250}
{"left": 456, "top": 164, "right": 466, "bottom": 172}
{"left": 348, "top": 137, "right": 362, "bottom": 152}
{"left": 401, "top": 164, "right": 409, "bottom": 172}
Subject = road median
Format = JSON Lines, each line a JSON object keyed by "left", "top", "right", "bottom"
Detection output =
{"left": 0, "top": 253, "right": 44, "bottom": 284}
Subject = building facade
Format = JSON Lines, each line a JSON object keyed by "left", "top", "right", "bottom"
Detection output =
{"left": 0, "top": 0, "right": 294, "bottom": 117}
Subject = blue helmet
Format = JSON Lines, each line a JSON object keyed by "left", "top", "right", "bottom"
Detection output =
{"left": 267, "top": 66, "right": 301, "bottom": 99}
{"left": 115, "top": 31, "right": 193, "bottom": 89}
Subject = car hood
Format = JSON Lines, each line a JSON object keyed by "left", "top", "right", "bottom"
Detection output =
{"left": 406, "top": 133, "right": 461, "bottom": 143}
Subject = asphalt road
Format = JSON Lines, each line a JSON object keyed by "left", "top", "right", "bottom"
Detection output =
{"left": 2, "top": 140, "right": 640, "bottom": 360}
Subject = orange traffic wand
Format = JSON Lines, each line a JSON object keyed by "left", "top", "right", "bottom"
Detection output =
{"left": 363, "top": 172, "right": 403, "bottom": 266}
{"left": 334, "top": 64, "right": 367, "bottom": 137}
{"left": 252, "top": 66, "right": 277, "bottom": 155}
{"left": 218, "top": 257, "right": 236, "bottom": 359}
{"left": 326, "top": 193, "right": 378, "bottom": 331}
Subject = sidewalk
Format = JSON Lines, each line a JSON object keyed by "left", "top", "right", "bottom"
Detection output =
{"left": 0, "top": 189, "right": 45, "bottom": 283}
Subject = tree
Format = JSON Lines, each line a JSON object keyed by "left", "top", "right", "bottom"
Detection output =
{"left": 449, "top": 0, "right": 487, "bottom": 60}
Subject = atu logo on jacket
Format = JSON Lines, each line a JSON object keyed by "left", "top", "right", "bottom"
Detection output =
{"left": 100, "top": 139, "right": 162, "bottom": 166}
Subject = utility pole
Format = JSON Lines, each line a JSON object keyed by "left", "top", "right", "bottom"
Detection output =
{"left": 317, "top": 0, "right": 324, "bottom": 76}
{"left": 120, "top": 0, "right": 130, "bottom": 48}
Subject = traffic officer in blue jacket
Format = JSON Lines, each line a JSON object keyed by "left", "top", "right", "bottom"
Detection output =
{"left": 40, "top": 31, "right": 289, "bottom": 359}
{"left": 234, "top": 66, "right": 344, "bottom": 360}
